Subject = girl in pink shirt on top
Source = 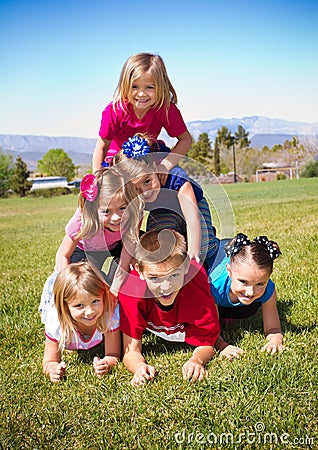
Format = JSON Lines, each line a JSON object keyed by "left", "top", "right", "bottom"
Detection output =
{"left": 92, "top": 52, "right": 192, "bottom": 176}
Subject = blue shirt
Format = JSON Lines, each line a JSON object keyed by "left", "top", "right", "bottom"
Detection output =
{"left": 209, "top": 253, "right": 275, "bottom": 308}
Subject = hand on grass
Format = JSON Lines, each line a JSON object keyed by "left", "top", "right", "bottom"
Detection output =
{"left": 261, "top": 336, "right": 285, "bottom": 355}
{"left": 93, "top": 356, "right": 118, "bottom": 378}
{"left": 219, "top": 345, "right": 246, "bottom": 361}
{"left": 47, "top": 361, "right": 66, "bottom": 383}
{"left": 131, "top": 364, "right": 156, "bottom": 386}
{"left": 182, "top": 360, "right": 207, "bottom": 381}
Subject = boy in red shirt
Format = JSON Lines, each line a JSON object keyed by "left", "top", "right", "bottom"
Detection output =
{"left": 118, "top": 229, "right": 220, "bottom": 386}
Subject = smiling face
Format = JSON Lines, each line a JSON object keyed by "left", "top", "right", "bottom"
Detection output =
{"left": 98, "top": 193, "right": 127, "bottom": 232}
{"left": 67, "top": 291, "right": 104, "bottom": 333}
{"left": 139, "top": 258, "right": 189, "bottom": 307}
{"left": 132, "top": 172, "right": 161, "bottom": 203}
{"left": 227, "top": 262, "right": 270, "bottom": 305}
{"left": 128, "top": 73, "right": 157, "bottom": 117}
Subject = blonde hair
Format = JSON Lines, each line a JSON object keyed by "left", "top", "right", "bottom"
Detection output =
{"left": 111, "top": 133, "right": 161, "bottom": 199}
{"left": 113, "top": 53, "right": 178, "bottom": 112}
{"left": 78, "top": 167, "right": 141, "bottom": 244}
{"left": 53, "top": 261, "right": 115, "bottom": 350}
{"left": 136, "top": 229, "right": 188, "bottom": 272}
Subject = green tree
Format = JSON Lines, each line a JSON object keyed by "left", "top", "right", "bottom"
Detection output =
{"left": 0, "top": 150, "right": 14, "bottom": 197}
{"left": 182, "top": 133, "right": 213, "bottom": 176}
{"left": 37, "top": 148, "right": 76, "bottom": 181}
{"left": 216, "top": 126, "right": 232, "bottom": 174}
{"left": 300, "top": 160, "right": 318, "bottom": 178}
{"left": 235, "top": 125, "right": 250, "bottom": 149}
{"left": 213, "top": 137, "right": 221, "bottom": 176}
{"left": 10, "top": 156, "right": 32, "bottom": 197}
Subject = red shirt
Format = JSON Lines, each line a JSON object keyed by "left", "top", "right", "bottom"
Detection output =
{"left": 118, "top": 263, "right": 220, "bottom": 347}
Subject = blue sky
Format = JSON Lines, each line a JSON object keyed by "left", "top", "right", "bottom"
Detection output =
{"left": 1, "top": 0, "right": 317, "bottom": 138}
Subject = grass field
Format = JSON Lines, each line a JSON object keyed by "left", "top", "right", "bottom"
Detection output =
{"left": 0, "top": 178, "right": 317, "bottom": 450}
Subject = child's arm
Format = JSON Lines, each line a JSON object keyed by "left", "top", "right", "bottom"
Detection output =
{"left": 92, "top": 137, "right": 111, "bottom": 172}
{"left": 182, "top": 345, "right": 215, "bottom": 381}
{"left": 157, "top": 131, "right": 192, "bottom": 183}
{"left": 109, "top": 245, "right": 134, "bottom": 297}
{"left": 93, "top": 329, "right": 121, "bottom": 378}
{"left": 42, "top": 338, "right": 66, "bottom": 383}
{"left": 215, "top": 335, "right": 246, "bottom": 360}
{"left": 122, "top": 333, "right": 155, "bottom": 386}
{"left": 178, "top": 181, "right": 201, "bottom": 262}
{"left": 55, "top": 235, "right": 78, "bottom": 272}
{"left": 261, "top": 290, "right": 285, "bottom": 354}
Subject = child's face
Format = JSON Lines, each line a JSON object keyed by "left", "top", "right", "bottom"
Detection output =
{"left": 132, "top": 172, "right": 160, "bottom": 203}
{"left": 139, "top": 259, "right": 188, "bottom": 307}
{"left": 98, "top": 193, "right": 127, "bottom": 232}
{"left": 227, "top": 262, "right": 270, "bottom": 305}
{"left": 129, "top": 73, "right": 156, "bottom": 115}
{"left": 68, "top": 292, "right": 104, "bottom": 330}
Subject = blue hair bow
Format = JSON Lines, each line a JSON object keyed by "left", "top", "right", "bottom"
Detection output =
{"left": 122, "top": 135, "right": 150, "bottom": 159}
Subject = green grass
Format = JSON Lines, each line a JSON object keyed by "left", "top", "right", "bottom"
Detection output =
{"left": 0, "top": 178, "right": 317, "bottom": 450}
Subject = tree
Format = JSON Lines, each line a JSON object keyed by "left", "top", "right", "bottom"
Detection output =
{"left": 235, "top": 125, "right": 250, "bottom": 149}
{"left": 182, "top": 133, "right": 214, "bottom": 176}
{"left": 213, "top": 137, "right": 221, "bottom": 176}
{"left": 37, "top": 148, "right": 76, "bottom": 181}
{"left": 216, "top": 126, "right": 232, "bottom": 174}
{"left": 10, "top": 156, "right": 32, "bottom": 197}
{"left": 300, "top": 160, "right": 318, "bottom": 178}
{"left": 0, "top": 150, "right": 14, "bottom": 197}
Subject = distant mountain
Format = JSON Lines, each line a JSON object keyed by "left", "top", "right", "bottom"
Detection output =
{"left": 1, "top": 116, "right": 317, "bottom": 171}
{"left": 0, "top": 135, "right": 95, "bottom": 171}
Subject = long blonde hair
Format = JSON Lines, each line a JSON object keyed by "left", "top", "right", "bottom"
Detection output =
{"left": 53, "top": 261, "right": 115, "bottom": 350}
{"left": 113, "top": 53, "right": 178, "bottom": 113}
{"left": 78, "top": 167, "right": 141, "bottom": 244}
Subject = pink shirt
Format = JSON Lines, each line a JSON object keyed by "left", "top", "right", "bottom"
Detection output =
{"left": 99, "top": 101, "right": 187, "bottom": 160}
{"left": 65, "top": 208, "right": 122, "bottom": 252}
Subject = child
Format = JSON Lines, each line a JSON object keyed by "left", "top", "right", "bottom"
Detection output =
{"left": 112, "top": 134, "right": 219, "bottom": 266}
{"left": 208, "top": 233, "right": 285, "bottom": 360}
{"left": 118, "top": 229, "right": 220, "bottom": 386}
{"left": 41, "top": 261, "right": 121, "bottom": 383}
{"left": 92, "top": 52, "right": 192, "bottom": 174}
{"left": 54, "top": 166, "right": 142, "bottom": 293}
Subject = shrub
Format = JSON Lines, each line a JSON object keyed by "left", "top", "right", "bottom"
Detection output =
{"left": 300, "top": 160, "right": 318, "bottom": 178}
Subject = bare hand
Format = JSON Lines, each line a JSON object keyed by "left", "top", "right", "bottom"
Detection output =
{"left": 219, "top": 345, "right": 246, "bottom": 361}
{"left": 188, "top": 253, "right": 201, "bottom": 264}
{"left": 93, "top": 356, "right": 110, "bottom": 378}
{"left": 261, "top": 341, "right": 285, "bottom": 355}
{"left": 131, "top": 364, "right": 156, "bottom": 386}
{"left": 182, "top": 360, "right": 207, "bottom": 381}
{"left": 47, "top": 361, "right": 66, "bottom": 383}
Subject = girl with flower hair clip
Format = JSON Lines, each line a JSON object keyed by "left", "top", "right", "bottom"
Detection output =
{"left": 208, "top": 233, "right": 285, "bottom": 360}
{"left": 40, "top": 166, "right": 142, "bottom": 319}
{"left": 42, "top": 261, "right": 120, "bottom": 383}
{"left": 92, "top": 52, "right": 192, "bottom": 179}
{"left": 112, "top": 134, "right": 219, "bottom": 268}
